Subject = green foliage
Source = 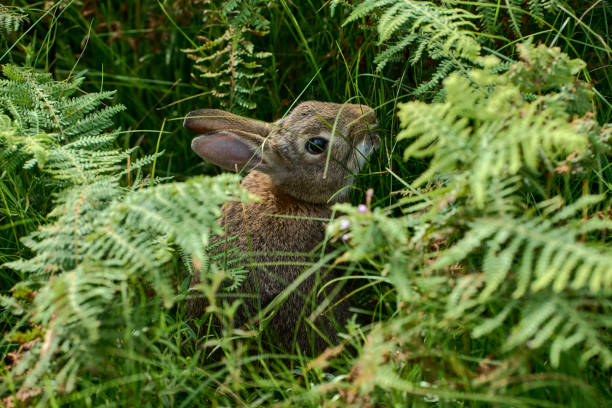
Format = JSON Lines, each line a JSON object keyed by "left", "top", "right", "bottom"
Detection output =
{"left": 398, "top": 43, "right": 595, "bottom": 207}
{"left": 479, "top": 0, "right": 560, "bottom": 35}
{"left": 349, "top": 0, "right": 612, "bottom": 108}
{"left": 324, "top": 40, "right": 612, "bottom": 405}
{"left": 346, "top": 0, "right": 481, "bottom": 92}
{"left": 0, "top": 5, "right": 27, "bottom": 35}
{"left": 348, "top": 0, "right": 480, "bottom": 63}
{"left": 183, "top": 0, "right": 272, "bottom": 113}
{"left": 441, "top": 205, "right": 612, "bottom": 368}
{"left": 5, "top": 174, "right": 244, "bottom": 392}
{"left": 0, "top": 63, "right": 247, "bottom": 400}
{"left": 0, "top": 66, "right": 127, "bottom": 182}
{"left": 1, "top": 0, "right": 612, "bottom": 406}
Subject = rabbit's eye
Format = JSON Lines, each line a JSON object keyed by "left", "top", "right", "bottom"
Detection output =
{"left": 306, "top": 137, "right": 327, "bottom": 154}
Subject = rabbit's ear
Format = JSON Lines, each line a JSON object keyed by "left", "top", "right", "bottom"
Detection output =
{"left": 185, "top": 109, "right": 281, "bottom": 172}
{"left": 191, "top": 132, "right": 275, "bottom": 172}
{"left": 184, "top": 109, "right": 271, "bottom": 137}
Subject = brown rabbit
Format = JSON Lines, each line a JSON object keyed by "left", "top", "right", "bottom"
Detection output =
{"left": 184, "top": 101, "right": 379, "bottom": 354}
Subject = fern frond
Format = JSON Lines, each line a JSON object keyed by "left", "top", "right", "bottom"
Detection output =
{"left": 63, "top": 105, "right": 126, "bottom": 139}
{"left": 528, "top": 0, "right": 545, "bottom": 21}
{"left": 437, "top": 211, "right": 612, "bottom": 297}
{"left": 373, "top": 33, "right": 418, "bottom": 72}
{"left": 0, "top": 5, "right": 28, "bottom": 35}
{"left": 477, "top": 0, "right": 500, "bottom": 33}
{"left": 439, "top": 197, "right": 612, "bottom": 368}
{"left": 184, "top": 1, "right": 271, "bottom": 113}
{"left": 506, "top": 0, "right": 524, "bottom": 37}
{"left": 466, "top": 294, "right": 612, "bottom": 369}
{"left": 0, "top": 65, "right": 128, "bottom": 186}
{"left": 59, "top": 91, "right": 117, "bottom": 123}
{"left": 346, "top": 0, "right": 481, "bottom": 74}
{"left": 397, "top": 43, "right": 594, "bottom": 207}
{"left": 412, "top": 58, "right": 455, "bottom": 96}
{"left": 108, "top": 174, "right": 244, "bottom": 264}
{"left": 344, "top": 0, "right": 397, "bottom": 23}
{"left": 2, "top": 66, "right": 249, "bottom": 396}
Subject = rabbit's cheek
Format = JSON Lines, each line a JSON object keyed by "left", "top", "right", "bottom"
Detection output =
{"left": 334, "top": 185, "right": 352, "bottom": 202}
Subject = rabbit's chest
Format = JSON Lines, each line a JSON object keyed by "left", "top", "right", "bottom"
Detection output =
{"left": 222, "top": 200, "right": 329, "bottom": 254}
{"left": 218, "top": 172, "right": 331, "bottom": 254}
{"left": 221, "top": 198, "right": 331, "bottom": 301}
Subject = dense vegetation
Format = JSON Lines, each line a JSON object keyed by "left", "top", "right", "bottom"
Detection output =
{"left": 1, "top": 0, "right": 611, "bottom": 406}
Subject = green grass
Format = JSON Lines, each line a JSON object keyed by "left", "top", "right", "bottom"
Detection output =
{"left": 1, "top": 1, "right": 611, "bottom": 407}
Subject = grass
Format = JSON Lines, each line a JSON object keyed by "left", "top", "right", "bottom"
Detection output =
{"left": 1, "top": 0, "right": 611, "bottom": 406}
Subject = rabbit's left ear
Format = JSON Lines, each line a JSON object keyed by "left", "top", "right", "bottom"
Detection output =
{"left": 185, "top": 109, "right": 283, "bottom": 173}
{"left": 184, "top": 109, "right": 271, "bottom": 137}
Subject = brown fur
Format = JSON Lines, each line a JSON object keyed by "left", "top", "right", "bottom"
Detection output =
{"left": 184, "top": 101, "right": 379, "bottom": 353}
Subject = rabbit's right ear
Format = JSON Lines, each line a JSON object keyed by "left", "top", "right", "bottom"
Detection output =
{"left": 185, "top": 109, "right": 280, "bottom": 173}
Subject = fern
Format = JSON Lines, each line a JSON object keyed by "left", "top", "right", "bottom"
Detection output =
{"left": 505, "top": 0, "right": 524, "bottom": 37}
{"left": 528, "top": 0, "right": 546, "bottom": 21}
{"left": 0, "top": 5, "right": 27, "bottom": 35}
{"left": 6, "top": 173, "right": 247, "bottom": 393}
{"left": 0, "top": 67, "right": 127, "bottom": 178}
{"left": 346, "top": 0, "right": 481, "bottom": 74}
{"left": 437, "top": 197, "right": 612, "bottom": 297}
{"left": 2, "top": 0, "right": 612, "bottom": 405}
{"left": 411, "top": 57, "right": 455, "bottom": 96}
{"left": 478, "top": 0, "right": 500, "bottom": 33}
{"left": 347, "top": 0, "right": 570, "bottom": 99}
{"left": 478, "top": 0, "right": 560, "bottom": 34}
{"left": 1, "top": 66, "right": 248, "bottom": 397}
{"left": 183, "top": 0, "right": 272, "bottom": 113}
{"left": 416, "top": 45, "right": 612, "bottom": 370}
{"left": 328, "top": 41, "right": 612, "bottom": 379}
{"left": 397, "top": 43, "right": 594, "bottom": 208}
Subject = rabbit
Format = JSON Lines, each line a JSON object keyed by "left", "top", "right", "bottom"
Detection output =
{"left": 183, "top": 101, "right": 379, "bottom": 354}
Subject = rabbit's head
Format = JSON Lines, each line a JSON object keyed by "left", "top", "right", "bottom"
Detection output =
{"left": 184, "top": 101, "right": 379, "bottom": 204}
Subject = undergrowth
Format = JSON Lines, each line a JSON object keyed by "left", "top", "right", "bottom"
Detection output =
{"left": 1, "top": 1, "right": 611, "bottom": 407}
